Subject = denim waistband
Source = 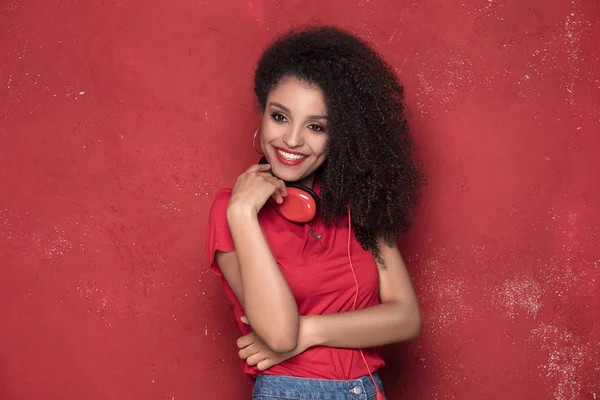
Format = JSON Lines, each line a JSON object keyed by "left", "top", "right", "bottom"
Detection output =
{"left": 252, "top": 373, "right": 384, "bottom": 400}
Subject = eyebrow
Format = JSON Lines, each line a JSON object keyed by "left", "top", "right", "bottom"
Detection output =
{"left": 269, "top": 102, "right": 328, "bottom": 120}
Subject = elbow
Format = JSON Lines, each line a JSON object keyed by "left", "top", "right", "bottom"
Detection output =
{"left": 264, "top": 330, "right": 298, "bottom": 353}
{"left": 246, "top": 307, "right": 299, "bottom": 352}
{"left": 261, "top": 316, "right": 299, "bottom": 353}
{"left": 408, "top": 309, "right": 422, "bottom": 339}
{"left": 394, "top": 302, "right": 422, "bottom": 341}
{"left": 266, "top": 338, "right": 298, "bottom": 353}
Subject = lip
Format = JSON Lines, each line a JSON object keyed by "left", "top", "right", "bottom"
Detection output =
{"left": 276, "top": 147, "right": 306, "bottom": 156}
{"left": 274, "top": 147, "right": 308, "bottom": 166}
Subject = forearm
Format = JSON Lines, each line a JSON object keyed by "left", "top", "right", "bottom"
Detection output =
{"left": 227, "top": 206, "right": 299, "bottom": 352}
{"left": 304, "top": 301, "right": 421, "bottom": 349}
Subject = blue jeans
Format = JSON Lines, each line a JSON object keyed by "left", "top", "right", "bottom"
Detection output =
{"left": 252, "top": 373, "right": 385, "bottom": 400}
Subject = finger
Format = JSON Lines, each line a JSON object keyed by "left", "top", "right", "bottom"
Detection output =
{"left": 236, "top": 335, "right": 254, "bottom": 349}
{"left": 274, "top": 178, "right": 288, "bottom": 197}
{"left": 271, "top": 191, "right": 284, "bottom": 204}
{"left": 264, "top": 176, "right": 287, "bottom": 197}
{"left": 280, "top": 185, "right": 288, "bottom": 198}
{"left": 238, "top": 345, "right": 258, "bottom": 360}
{"left": 247, "top": 163, "right": 271, "bottom": 173}
{"left": 257, "top": 359, "right": 273, "bottom": 371}
{"left": 256, "top": 171, "right": 276, "bottom": 180}
{"left": 246, "top": 352, "right": 266, "bottom": 366}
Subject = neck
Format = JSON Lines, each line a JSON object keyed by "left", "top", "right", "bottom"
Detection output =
{"left": 298, "top": 173, "right": 316, "bottom": 189}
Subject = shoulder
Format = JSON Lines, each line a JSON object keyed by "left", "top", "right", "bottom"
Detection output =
{"left": 213, "top": 188, "right": 233, "bottom": 202}
{"left": 206, "top": 189, "right": 236, "bottom": 273}
{"left": 206, "top": 188, "right": 234, "bottom": 245}
{"left": 207, "top": 188, "right": 234, "bottom": 229}
{"left": 209, "top": 188, "right": 233, "bottom": 214}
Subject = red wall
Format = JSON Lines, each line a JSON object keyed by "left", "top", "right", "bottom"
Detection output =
{"left": 1, "top": 1, "right": 599, "bottom": 399}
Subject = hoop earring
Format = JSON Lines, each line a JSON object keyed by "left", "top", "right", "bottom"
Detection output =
{"left": 253, "top": 128, "right": 263, "bottom": 154}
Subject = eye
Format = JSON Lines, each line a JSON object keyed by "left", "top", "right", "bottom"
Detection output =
{"left": 308, "top": 124, "right": 325, "bottom": 132}
{"left": 271, "top": 112, "right": 288, "bottom": 123}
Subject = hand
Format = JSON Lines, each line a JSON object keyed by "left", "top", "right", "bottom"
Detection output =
{"left": 237, "top": 316, "right": 313, "bottom": 371}
{"left": 228, "top": 163, "right": 288, "bottom": 216}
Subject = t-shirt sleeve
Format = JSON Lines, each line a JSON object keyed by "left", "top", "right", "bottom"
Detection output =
{"left": 205, "top": 189, "right": 235, "bottom": 276}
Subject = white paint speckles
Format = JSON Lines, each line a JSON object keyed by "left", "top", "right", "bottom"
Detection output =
{"left": 417, "top": 248, "right": 474, "bottom": 333}
{"left": 470, "top": 244, "right": 487, "bottom": 262}
{"left": 44, "top": 225, "right": 74, "bottom": 258}
{"left": 461, "top": 0, "right": 505, "bottom": 19}
{"left": 75, "top": 280, "right": 112, "bottom": 321}
{"left": 194, "top": 182, "right": 213, "bottom": 197}
{"left": 534, "top": 251, "right": 597, "bottom": 302}
{"left": 161, "top": 199, "right": 182, "bottom": 213}
{"left": 432, "top": 278, "right": 472, "bottom": 329}
{"left": 530, "top": 324, "right": 597, "bottom": 400}
{"left": 0, "top": 208, "right": 20, "bottom": 240}
{"left": 1, "top": 0, "right": 22, "bottom": 11}
{"left": 493, "top": 276, "right": 543, "bottom": 318}
{"left": 561, "top": 0, "right": 593, "bottom": 108}
{"left": 414, "top": 51, "right": 475, "bottom": 118}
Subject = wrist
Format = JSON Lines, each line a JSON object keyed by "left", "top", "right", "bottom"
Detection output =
{"left": 226, "top": 203, "right": 257, "bottom": 223}
{"left": 300, "top": 315, "right": 323, "bottom": 348}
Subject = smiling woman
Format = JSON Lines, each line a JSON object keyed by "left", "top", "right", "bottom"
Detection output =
{"left": 206, "top": 26, "right": 425, "bottom": 400}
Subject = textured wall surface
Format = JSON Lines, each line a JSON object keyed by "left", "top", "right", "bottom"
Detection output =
{"left": 1, "top": 0, "right": 599, "bottom": 399}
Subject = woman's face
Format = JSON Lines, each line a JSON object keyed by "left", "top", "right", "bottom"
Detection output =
{"left": 259, "top": 76, "right": 329, "bottom": 186}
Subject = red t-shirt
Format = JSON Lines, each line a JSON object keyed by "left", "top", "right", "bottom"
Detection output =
{"left": 205, "top": 184, "right": 385, "bottom": 381}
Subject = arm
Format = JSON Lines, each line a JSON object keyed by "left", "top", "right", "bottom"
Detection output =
{"left": 223, "top": 208, "right": 299, "bottom": 352}
{"left": 237, "top": 238, "right": 420, "bottom": 370}
{"left": 214, "top": 163, "right": 299, "bottom": 353}
{"left": 303, "top": 239, "right": 421, "bottom": 349}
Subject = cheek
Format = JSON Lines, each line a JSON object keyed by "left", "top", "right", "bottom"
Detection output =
{"left": 312, "top": 135, "right": 329, "bottom": 157}
{"left": 260, "top": 118, "right": 282, "bottom": 143}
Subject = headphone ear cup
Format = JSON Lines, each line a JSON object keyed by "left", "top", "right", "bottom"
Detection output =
{"left": 271, "top": 184, "right": 320, "bottom": 223}
{"left": 256, "top": 157, "right": 320, "bottom": 223}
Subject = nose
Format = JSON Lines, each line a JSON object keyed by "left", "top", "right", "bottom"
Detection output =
{"left": 282, "top": 125, "right": 304, "bottom": 148}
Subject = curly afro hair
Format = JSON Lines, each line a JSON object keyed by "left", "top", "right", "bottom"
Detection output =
{"left": 254, "top": 26, "right": 425, "bottom": 260}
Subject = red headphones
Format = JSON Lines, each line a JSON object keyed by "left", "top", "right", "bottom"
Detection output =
{"left": 258, "top": 156, "right": 320, "bottom": 223}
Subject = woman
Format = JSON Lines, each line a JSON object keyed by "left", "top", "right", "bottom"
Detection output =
{"left": 206, "top": 26, "right": 424, "bottom": 400}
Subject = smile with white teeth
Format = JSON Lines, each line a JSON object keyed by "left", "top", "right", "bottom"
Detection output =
{"left": 277, "top": 148, "right": 307, "bottom": 160}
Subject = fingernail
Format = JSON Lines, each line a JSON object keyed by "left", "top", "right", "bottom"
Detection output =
{"left": 241, "top": 316, "right": 249, "bottom": 324}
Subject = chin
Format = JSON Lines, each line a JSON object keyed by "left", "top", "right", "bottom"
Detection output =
{"left": 271, "top": 166, "right": 307, "bottom": 183}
